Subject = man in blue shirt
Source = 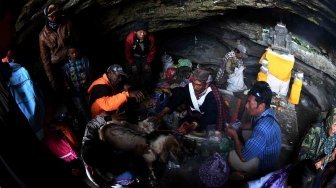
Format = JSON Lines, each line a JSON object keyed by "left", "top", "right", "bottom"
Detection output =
{"left": 226, "top": 81, "right": 282, "bottom": 177}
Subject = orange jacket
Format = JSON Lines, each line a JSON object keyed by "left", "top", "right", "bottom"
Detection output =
{"left": 87, "top": 74, "right": 129, "bottom": 118}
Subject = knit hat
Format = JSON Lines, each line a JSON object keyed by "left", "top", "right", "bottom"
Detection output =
{"left": 107, "top": 64, "right": 128, "bottom": 77}
{"left": 192, "top": 68, "right": 212, "bottom": 83}
{"left": 199, "top": 153, "right": 230, "bottom": 187}
{"left": 133, "top": 21, "right": 149, "bottom": 31}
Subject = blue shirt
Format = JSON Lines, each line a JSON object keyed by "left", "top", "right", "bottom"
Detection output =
{"left": 242, "top": 108, "right": 282, "bottom": 172}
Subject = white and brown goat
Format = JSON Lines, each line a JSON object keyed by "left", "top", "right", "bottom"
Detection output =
{"left": 98, "top": 122, "right": 182, "bottom": 180}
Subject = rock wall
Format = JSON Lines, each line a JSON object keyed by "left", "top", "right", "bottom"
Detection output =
{"left": 12, "top": 0, "right": 336, "bottom": 108}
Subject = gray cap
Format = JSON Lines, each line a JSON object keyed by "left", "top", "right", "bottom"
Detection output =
{"left": 107, "top": 64, "right": 128, "bottom": 77}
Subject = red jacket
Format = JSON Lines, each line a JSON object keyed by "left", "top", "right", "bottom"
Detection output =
{"left": 125, "top": 31, "right": 156, "bottom": 65}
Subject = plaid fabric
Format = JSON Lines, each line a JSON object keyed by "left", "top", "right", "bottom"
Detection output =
{"left": 63, "top": 57, "right": 90, "bottom": 93}
{"left": 210, "top": 84, "right": 229, "bottom": 131}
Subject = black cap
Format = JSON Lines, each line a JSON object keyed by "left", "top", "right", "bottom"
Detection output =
{"left": 133, "top": 20, "right": 149, "bottom": 31}
{"left": 248, "top": 81, "right": 272, "bottom": 107}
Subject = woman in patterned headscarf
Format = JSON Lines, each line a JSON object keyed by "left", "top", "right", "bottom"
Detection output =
{"left": 298, "top": 107, "right": 336, "bottom": 169}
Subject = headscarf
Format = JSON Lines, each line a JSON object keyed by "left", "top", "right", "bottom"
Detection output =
{"left": 192, "top": 68, "right": 212, "bottom": 83}
{"left": 326, "top": 107, "right": 336, "bottom": 130}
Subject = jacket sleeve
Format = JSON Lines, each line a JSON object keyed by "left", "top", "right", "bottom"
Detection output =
{"left": 199, "top": 94, "right": 218, "bottom": 130}
{"left": 94, "top": 91, "right": 129, "bottom": 112}
{"left": 146, "top": 34, "right": 156, "bottom": 65}
{"left": 166, "top": 86, "right": 188, "bottom": 112}
{"left": 39, "top": 34, "right": 54, "bottom": 85}
{"left": 298, "top": 125, "right": 320, "bottom": 161}
{"left": 125, "top": 32, "right": 135, "bottom": 65}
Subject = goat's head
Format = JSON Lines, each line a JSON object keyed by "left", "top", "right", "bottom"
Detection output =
{"left": 159, "top": 135, "right": 183, "bottom": 163}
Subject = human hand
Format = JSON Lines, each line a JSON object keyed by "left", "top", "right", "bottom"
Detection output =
{"left": 147, "top": 115, "right": 162, "bottom": 125}
{"left": 225, "top": 126, "right": 237, "bottom": 139}
{"left": 214, "top": 130, "right": 222, "bottom": 138}
{"left": 177, "top": 122, "right": 198, "bottom": 135}
{"left": 128, "top": 90, "right": 145, "bottom": 102}
{"left": 123, "top": 84, "right": 132, "bottom": 92}
{"left": 131, "top": 65, "right": 137, "bottom": 73}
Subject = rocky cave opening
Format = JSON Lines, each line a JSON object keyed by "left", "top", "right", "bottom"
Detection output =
{"left": 7, "top": 1, "right": 336, "bottom": 187}
{"left": 68, "top": 6, "right": 335, "bottom": 138}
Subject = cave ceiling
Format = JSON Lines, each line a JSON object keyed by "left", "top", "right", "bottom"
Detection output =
{"left": 13, "top": 0, "right": 336, "bottom": 109}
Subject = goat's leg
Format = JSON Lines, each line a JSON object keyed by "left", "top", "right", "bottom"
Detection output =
{"left": 148, "top": 163, "right": 156, "bottom": 180}
{"left": 143, "top": 151, "right": 158, "bottom": 187}
{"left": 147, "top": 163, "right": 159, "bottom": 188}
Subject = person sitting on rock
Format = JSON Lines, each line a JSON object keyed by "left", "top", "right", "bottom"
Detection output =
{"left": 298, "top": 107, "right": 336, "bottom": 188}
{"left": 226, "top": 81, "right": 282, "bottom": 178}
{"left": 155, "top": 68, "right": 230, "bottom": 137}
{"left": 87, "top": 64, "right": 145, "bottom": 121}
{"left": 298, "top": 107, "right": 336, "bottom": 170}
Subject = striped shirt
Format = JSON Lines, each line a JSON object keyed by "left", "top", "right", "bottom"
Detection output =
{"left": 242, "top": 108, "right": 282, "bottom": 173}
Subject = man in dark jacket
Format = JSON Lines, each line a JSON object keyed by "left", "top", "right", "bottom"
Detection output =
{"left": 155, "top": 68, "right": 229, "bottom": 137}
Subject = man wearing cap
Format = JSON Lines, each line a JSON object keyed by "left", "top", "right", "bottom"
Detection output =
{"left": 226, "top": 81, "right": 282, "bottom": 177}
{"left": 155, "top": 68, "right": 229, "bottom": 137}
{"left": 124, "top": 20, "right": 156, "bottom": 88}
{"left": 39, "top": 3, "right": 78, "bottom": 109}
{"left": 87, "top": 64, "right": 145, "bottom": 118}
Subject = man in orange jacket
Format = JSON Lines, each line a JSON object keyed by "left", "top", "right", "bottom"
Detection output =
{"left": 87, "top": 64, "right": 145, "bottom": 119}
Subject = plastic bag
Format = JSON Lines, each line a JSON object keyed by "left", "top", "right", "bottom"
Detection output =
{"left": 199, "top": 152, "right": 230, "bottom": 187}
{"left": 226, "top": 66, "right": 247, "bottom": 92}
